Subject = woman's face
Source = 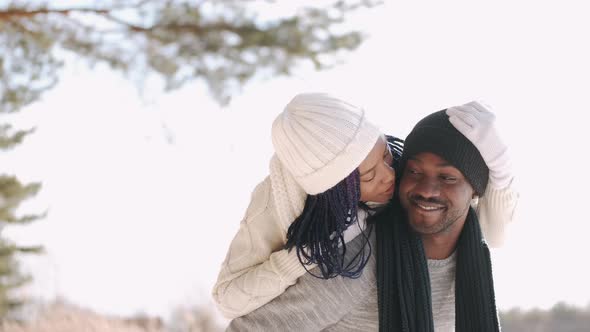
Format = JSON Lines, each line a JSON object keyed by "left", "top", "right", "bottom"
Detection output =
{"left": 358, "top": 136, "right": 396, "bottom": 203}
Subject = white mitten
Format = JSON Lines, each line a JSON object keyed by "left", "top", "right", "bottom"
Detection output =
{"left": 446, "top": 101, "right": 512, "bottom": 189}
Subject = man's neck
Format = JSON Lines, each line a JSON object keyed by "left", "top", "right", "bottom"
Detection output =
{"left": 422, "top": 234, "right": 459, "bottom": 260}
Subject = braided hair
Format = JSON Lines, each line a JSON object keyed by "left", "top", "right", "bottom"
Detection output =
{"left": 285, "top": 135, "right": 404, "bottom": 279}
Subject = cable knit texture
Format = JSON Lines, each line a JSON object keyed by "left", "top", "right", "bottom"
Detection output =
{"left": 212, "top": 172, "right": 368, "bottom": 319}
{"left": 211, "top": 177, "right": 308, "bottom": 319}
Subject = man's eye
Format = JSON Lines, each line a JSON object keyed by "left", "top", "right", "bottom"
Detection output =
{"left": 440, "top": 175, "right": 457, "bottom": 182}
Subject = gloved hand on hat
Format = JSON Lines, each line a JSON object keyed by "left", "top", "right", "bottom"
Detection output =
{"left": 446, "top": 101, "right": 512, "bottom": 189}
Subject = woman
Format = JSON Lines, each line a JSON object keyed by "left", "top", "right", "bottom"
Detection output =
{"left": 212, "top": 93, "right": 516, "bottom": 319}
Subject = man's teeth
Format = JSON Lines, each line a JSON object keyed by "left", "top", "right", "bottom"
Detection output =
{"left": 417, "top": 204, "right": 442, "bottom": 210}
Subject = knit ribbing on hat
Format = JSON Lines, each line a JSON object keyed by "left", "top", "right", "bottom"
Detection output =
{"left": 272, "top": 93, "right": 381, "bottom": 195}
{"left": 400, "top": 110, "right": 489, "bottom": 196}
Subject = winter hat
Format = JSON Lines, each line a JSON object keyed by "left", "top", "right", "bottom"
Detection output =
{"left": 401, "top": 110, "right": 489, "bottom": 195}
{"left": 271, "top": 93, "right": 381, "bottom": 195}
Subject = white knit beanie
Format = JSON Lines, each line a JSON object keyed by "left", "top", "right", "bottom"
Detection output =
{"left": 271, "top": 93, "right": 381, "bottom": 195}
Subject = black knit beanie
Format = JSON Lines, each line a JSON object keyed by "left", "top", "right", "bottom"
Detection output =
{"left": 400, "top": 109, "right": 489, "bottom": 196}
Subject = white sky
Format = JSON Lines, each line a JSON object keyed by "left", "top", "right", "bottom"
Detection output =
{"left": 2, "top": 0, "right": 590, "bottom": 321}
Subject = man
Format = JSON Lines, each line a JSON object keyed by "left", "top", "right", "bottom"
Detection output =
{"left": 227, "top": 104, "right": 513, "bottom": 331}
{"left": 376, "top": 109, "right": 501, "bottom": 331}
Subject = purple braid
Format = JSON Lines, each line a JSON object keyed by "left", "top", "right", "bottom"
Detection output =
{"left": 284, "top": 169, "right": 372, "bottom": 279}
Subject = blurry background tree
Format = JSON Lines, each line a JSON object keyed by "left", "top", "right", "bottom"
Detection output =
{"left": 500, "top": 302, "right": 590, "bottom": 332}
{"left": 0, "top": 177, "right": 43, "bottom": 318}
{"left": 1, "top": 0, "right": 380, "bottom": 106}
{"left": 0, "top": 0, "right": 380, "bottom": 319}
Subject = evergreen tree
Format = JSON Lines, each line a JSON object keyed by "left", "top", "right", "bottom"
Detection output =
{"left": 0, "top": 176, "right": 44, "bottom": 317}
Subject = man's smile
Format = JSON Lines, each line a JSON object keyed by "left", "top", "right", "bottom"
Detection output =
{"left": 409, "top": 198, "right": 446, "bottom": 212}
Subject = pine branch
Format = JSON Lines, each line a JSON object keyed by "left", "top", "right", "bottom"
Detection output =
{"left": 0, "top": 0, "right": 154, "bottom": 20}
{"left": 0, "top": 8, "right": 109, "bottom": 20}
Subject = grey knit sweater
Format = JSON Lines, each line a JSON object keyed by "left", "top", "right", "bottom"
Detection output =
{"left": 227, "top": 230, "right": 458, "bottom": 332}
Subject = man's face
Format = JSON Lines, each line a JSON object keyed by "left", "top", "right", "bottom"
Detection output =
{"left": 399, "top": 152, "right": 475, "bottom": 235}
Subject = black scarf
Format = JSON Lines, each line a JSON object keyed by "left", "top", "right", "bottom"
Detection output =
{"left": 376, "top": 201, "right": 500, "bottom": 332}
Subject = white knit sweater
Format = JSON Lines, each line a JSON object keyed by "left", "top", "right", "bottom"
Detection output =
{"left": 212, "top": 177, "right": 518, "bottom": 319}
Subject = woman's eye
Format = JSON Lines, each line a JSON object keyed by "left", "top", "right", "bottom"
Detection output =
{"left": 361, "top": 172, "right": 376, "bottom": 182}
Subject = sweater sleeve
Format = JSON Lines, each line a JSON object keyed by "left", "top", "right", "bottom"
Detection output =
{"left": 211, "top": 177, "right": 309, "bottom": 319}
{"left": 474, "top": 179, "right": 519, "bottom": 248}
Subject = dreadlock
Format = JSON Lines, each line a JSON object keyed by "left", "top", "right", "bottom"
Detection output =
{"left": 284, "top": 135, "right": 405, "bottom": 280}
